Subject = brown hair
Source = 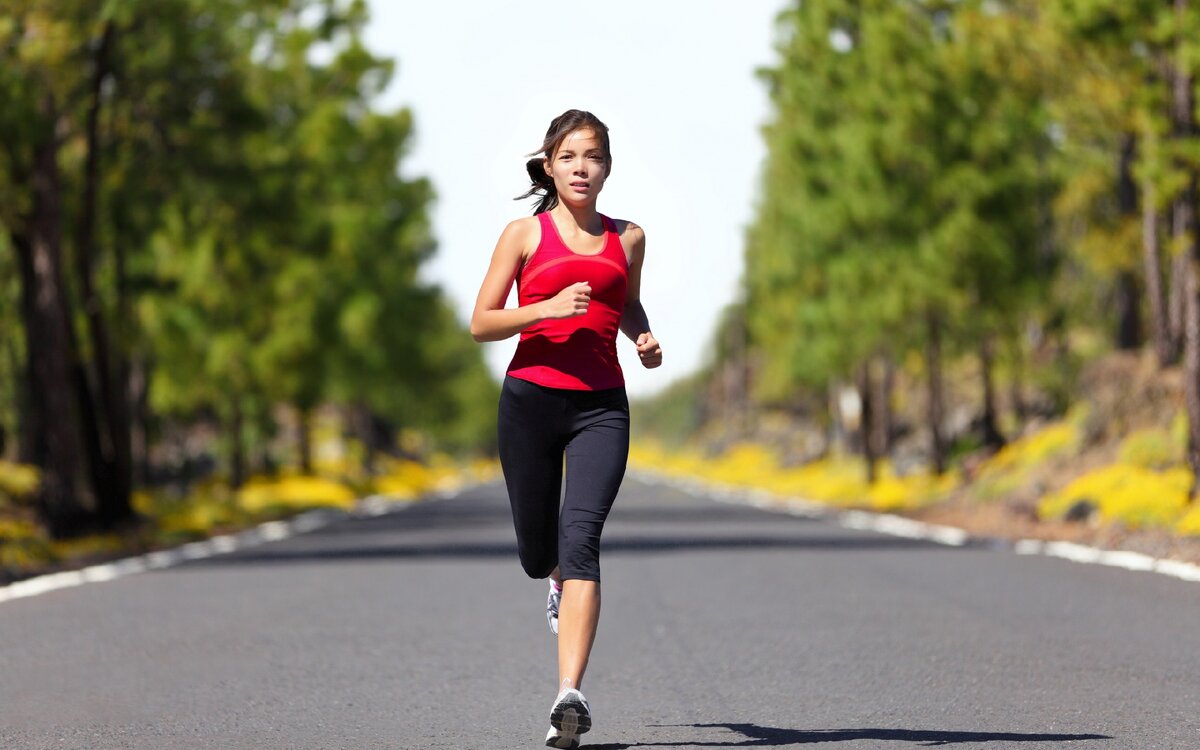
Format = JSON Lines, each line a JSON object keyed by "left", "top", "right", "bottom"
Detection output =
{"left": 515, "top": 109, "right": 611, "bottom": 214}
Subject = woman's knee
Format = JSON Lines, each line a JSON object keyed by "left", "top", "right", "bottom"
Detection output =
{"left": 558, "top": 536, "right": 601, "bottom": 582}
{"left": 518, "top": 548, "right": 557, "bottom": 579}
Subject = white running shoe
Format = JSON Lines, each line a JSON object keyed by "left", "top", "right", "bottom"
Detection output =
{"left": 545, "top": 725, "right": 580, "bottom": 749}
{"left": 546, "top": 580, "right": 561, "bottom": 636}
{"left": 549, "top": 686, "right": 591, "bottom": 736}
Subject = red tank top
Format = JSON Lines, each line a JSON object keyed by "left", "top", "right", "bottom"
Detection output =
{"left": 506, "top": 211, "right": 629, "bottom": 390}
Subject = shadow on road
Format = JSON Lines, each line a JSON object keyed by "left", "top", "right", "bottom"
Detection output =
{"left": 584, "top": 722, "right": 1112, "bottom": 747}
{"left": 175, "top": 533, "right": 964, "bottom": 569}
{"left": 307, "top": 502, "right": 823, "bottom": 537}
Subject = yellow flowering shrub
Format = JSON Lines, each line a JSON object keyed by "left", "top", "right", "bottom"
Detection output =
{"left": 0, "top": 516, "right": 41, "bottom": 541}
{"left": 0, "top": 517, "right": 52, "bottom": 569}
{"left": 50, "top": 534, "right": 126, "bottom": 561}
{"left": 704, "top": 443, "right": 779, "bottom": 487}
{"left": 0, "top": 461, "right": 40, "bottom": 500}
{"left": 157, "top": 497, "right": 238, "bottom": 535}
{"left": 971, "top": 471, "right": 1023, "bottom": 502}
{"left": 979, "top": 422, "right": 1079, "bottom": 478}
{"left": 0, "top": 431, "right": 489, "bottom": 576}
{"left": 866, "top": 470, "right": 959, "bottom": 511}
{"left": 313, "top": 454, "right": 366, "bottom": 484}
{"left": 1177, "top": 504, "right": 1200, "bottom": 537}
{"left": 1039, "top": 464, "right": 1190, "bottom": 529}
{"left": 630, "top": 441, "right": 711, "bottom": 479}
{"left": 1170, "top": 411, "right": 1189, "bottom": 452}
{"left": 1117, "top": 428, "right": 1180, "bottom": 469}
{"left": 236, "top": 474, "right": 357, "bottom": 513}
{"left": 771, "top": 457, "right": 868, "bottom": 504}
{"left": 629, "top": 440, "right": 952, "bottom": 511}
{"left": 464, "top": 457, "right": 502, "bottom": 483}
{"left": 372, "top": 457, "right": 458, "bottom": 499}
{"left": 131, "top": 490, "right": 156, "bottom": 515}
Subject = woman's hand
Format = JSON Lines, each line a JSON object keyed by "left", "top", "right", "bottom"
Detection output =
{"left": 636, "top": 332, "right": 662, "bottom": 368}
{"left": 541, "top": 282, "right": 591, "bottom": 319}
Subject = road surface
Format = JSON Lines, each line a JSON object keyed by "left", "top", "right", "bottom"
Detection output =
{"left": 1, "top": 477, "right": 1197, "bottom": 748}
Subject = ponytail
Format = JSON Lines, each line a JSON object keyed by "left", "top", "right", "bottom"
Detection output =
{"left": 516, "top": 157, "right": 558, "bottom": 214}
{"left": 514, "top": 109, "right": 611, "bottom": 215}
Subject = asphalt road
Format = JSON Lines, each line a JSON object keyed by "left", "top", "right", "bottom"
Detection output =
{"left": 1, "top": 477, "right": 1198, "bottom": 749}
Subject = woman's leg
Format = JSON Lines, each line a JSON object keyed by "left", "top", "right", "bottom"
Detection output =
{"left": 498, "top": 377, "right": 566, "bottom": 579}
{"left": 558, "top": 579, "right": 601, "bottom": 689}
{"left": 557, "top": 392, "right": 629, "bottom": 689}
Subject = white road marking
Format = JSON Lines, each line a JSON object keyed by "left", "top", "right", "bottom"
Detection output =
{"left": 0, "top": 490, "right": 446, "bottom": 606}
{"left": 80, "top": 564, "right": 121, "bottom": 583}
{"left": 1014, "top": 539, "right": 1044, "bottom": 555}
{"left": 628, "top": 469, "right": 1200, "bottom": 585}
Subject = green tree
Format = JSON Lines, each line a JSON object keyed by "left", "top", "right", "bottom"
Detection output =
{"left": 1, "top": 0, "right": 495, "bottom": 536}
{"left": 747, "top": 0, "right": 1055, "bottom": 479}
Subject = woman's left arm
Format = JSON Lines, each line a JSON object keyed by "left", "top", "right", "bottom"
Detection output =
{"left": 619, "top": 222, "right": 662, "bottom": 369}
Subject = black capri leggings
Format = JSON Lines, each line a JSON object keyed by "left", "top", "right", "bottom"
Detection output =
{"left": 497, "top": 375, "right": 630, "bottom": 582}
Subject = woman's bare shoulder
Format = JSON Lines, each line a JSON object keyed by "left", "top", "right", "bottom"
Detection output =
{"left": 497, "top": 215, "right": 542, "bottom": 256}
{"left": 609, "top": 217, "right": 645, "bottom": 242}
{"left": 502, "top": 214, "right": 541, "bottom": 238}
{"left": 609, "top": 219, "right": 648, "bottom": 254}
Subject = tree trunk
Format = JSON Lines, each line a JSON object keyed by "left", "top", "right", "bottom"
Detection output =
{"left": 1115, "top": 135, "right": 1142, "bottom": 350}
{"left": 926, "top": 310, "right": 947, "bottom": 475}
{"left": 352, "top": 405, "right": 377, "bottom": 474}
{"left": 1185, "top": 258, "right": 1200, "bottom": 496}
{"left": 129, "top": 355, "right": 149, "bottom": 488}
{"left": 74, "top": 21, "right": 132, "bottom": 527}
{"left": 857, "top": 361, "right": 877, "bottom": 484}
{"left": 1114, "top": 271, "right": 1142, "bottom": 350}
{"left": 1143, "top": 180, "right": 1173, "bottom": 366}
{"left": 874, "top": 355, "right": 894, "bottom": 458}
{"left": 1170, "top": 248, "right": 1188, "bottom": 357}
{"left": 14, "top": 108, "right": 91, "bottom": 536}
{"left": 353, "top": 407, "right": 397, "bottom": 472}
{"left": 298, "top": 405, "right": 313, "bottom": 475}
{"left": 1169, "top": 0, "right": 1200, "bottom": 497}
{"left": 979, "top": 335, "right": 1006, "bottom": 450}
{"left": 116, "top": 160, "right": 137, "bottom": 490}
{"left": 1169, "top": 17, "right": 1194, "bottom": 364}
{"left": 724, "top": 309, "right": 749, "bottom": 442}
{"left": 10, "top": 315, "right": 35, "bottom": 464}
{"left": 229, "top": 395, "right": 245, "bottom": 489}
{"left": 1008, "top": 333, "right": 1027, "bottom": 424}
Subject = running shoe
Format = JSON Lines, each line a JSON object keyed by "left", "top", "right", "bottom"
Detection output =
{"left": 545, "top": 725, "right": 580, "bottom": 749}
{"left": 549, "top": 686, "right": 592, "bottom": 736}
{"left": 546, "top": 580, "right": 561, "bottom": 636}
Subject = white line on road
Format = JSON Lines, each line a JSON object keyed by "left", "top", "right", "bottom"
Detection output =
{"left": 0, "top": 490, "right": 457, "bottom": 607}
{"left": 630, "top": 470, "right": 1200, "bottom": 585}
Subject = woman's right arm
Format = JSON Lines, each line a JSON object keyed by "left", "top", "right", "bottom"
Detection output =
{"left": 470, "top": 218, "right": 591, "bottom": 342}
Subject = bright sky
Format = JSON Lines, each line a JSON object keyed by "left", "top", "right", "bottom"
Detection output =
{"left": 363, "top": 1, "right": 787, "bottom": 397}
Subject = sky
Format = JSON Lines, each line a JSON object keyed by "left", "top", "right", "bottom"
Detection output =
{"left": 362, "top": 1, "right": 788, "bottom": 398}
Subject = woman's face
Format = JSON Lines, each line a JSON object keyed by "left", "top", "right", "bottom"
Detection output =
{"left": 544, "top": 128, "right": 609, "bottom": 206}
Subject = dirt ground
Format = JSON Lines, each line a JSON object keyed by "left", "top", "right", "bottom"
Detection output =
{"left": 909, "top": 496, "right": 1200, "bottom": 565}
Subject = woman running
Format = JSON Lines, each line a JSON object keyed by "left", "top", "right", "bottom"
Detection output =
{"left": 470, "top": 109, "right": 663, "bottom": 749}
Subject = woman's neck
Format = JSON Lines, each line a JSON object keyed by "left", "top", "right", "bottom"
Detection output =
{"left": 551, "top": 201, "right": 602, "bottom": 234}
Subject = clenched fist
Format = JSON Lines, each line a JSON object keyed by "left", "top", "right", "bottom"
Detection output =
{"left": 542, "top": 281, "right": 591, "bottom": 319}
{"left": 636, "top": 332, "right": 662, "bottom": 369}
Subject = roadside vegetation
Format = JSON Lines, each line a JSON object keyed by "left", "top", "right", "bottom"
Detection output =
{"left": 631, "top": 0, "right": 1200, "bottom": 554}
{"left": 0, "top": 410, "right": 498, "bottom": 582}
{"left": 0, "top": 0, "right": 499, "bottom": 582}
